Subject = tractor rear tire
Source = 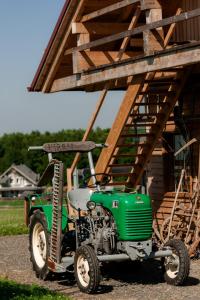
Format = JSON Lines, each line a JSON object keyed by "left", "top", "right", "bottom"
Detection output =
{"left": 163, "top": 239, "right": 190, "bottom": 286}
{"left": 29, "top": 209, "right": 50, "bottom": 280}
{"left": 74, "top": 245, "right": 100, "bottom": 293}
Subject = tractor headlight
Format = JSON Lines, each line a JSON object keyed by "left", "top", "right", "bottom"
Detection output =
{"left": 87, "top": 201, "right": 96, "bottom": 210}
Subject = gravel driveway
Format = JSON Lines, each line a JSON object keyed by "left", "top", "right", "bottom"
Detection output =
{"left": 0, "top": 235, "right": 200, "bottom": 300}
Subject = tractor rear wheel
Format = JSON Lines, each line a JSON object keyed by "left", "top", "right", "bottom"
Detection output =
{"left": 74, "top": 245, "right": 100, "bottom": 293}
{"left": 163, "top": 239, "right": 190, "bottom": 286}
{"left": 29, "top": 209, "right": 50, "bottom": 280}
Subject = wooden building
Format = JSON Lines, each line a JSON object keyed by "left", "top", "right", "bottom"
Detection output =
{"left": 0, "top": 164, "right": 40, "bottom": 198}
{"left": 29, "top": 0, "right": 200, "bottom": 254}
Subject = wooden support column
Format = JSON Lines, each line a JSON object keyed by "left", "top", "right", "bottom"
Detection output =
{"left": 142, "top": 0, "right": 164, "bottom": 55}
{"left": 73, "top": 33, "right": 90, "bottom": 74}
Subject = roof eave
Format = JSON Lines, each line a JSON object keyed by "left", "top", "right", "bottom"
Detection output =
{"left": 28, "top": 0, "right": 71, "bottom": 92}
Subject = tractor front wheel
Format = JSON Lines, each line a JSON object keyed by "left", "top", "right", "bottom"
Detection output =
{"left": 29, "top": 210, "right": 50, "bottom": 280}
{"left": 163, "top": 239, "right": 190, "bottom": 286}
{"left": 74, "top": 245, "right": 100, "bottom": 293}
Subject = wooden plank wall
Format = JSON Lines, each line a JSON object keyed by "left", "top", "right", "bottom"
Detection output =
{"left": 174, "top": 0, "right": 200, "bottom": 41}
{"left": 147, "top": 145, "right": 165, "bottom": 202}
{"left": 149, "top": 69, "right": 200, "bottom": 229}
{"left": 152, "top": 192, "right": 191, "bottom": 229}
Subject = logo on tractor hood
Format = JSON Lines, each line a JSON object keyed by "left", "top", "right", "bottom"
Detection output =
{"left": 135, "top": 196, "right": 144, "bottom": 204}
{"left": 112, "top": 200, "right": 119, "bottom": 208}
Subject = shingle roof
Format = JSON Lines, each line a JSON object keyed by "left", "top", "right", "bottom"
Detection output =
{"left": 14, "top": 164, "right": 39, "bottom": 184}
{"left": 0, "top": 164, "right": 39, "bottom": 185}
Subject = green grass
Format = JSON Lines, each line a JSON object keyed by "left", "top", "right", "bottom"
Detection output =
{"left": 0, "top": 199, "right": 23, "bottom": 207}
{"left": 0, "top": 208, "right": 28, "bottom": 236}
{"left": 0, "top": 278, "right": 71, "bottom": 300}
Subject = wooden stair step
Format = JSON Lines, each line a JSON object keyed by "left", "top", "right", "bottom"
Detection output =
{"left": 106, "top": 182, "right": 128, "bottom": 186}
{"left": 134, "top": 102, "right": 167, "bottom": 106}
{"left": 117, "top": 142, "right": 150, "bottom": 147}
{"left": 121, "top": 133, "right": 154, "bottom": 138}
{"left": 133, "top": 117, "right": 156, "bottom": 123}
{"left": 108, "top": 172, "right": 133, "bottom": 177}
{"left": 163, "top": 67, "right": 184, "bottom": 72}
{"left": 109, "top": 163, "right": 135, "bottom": 167}
{"left": 139, "top": 90, "right": 176, "bottom": 96}
{"left": 130, "top": 113, "right": 163, "bottom": 117}
{"left": 124, "top": 123, "right": 154, "bottom": 127}
{"left": 164, "top": 192, "right": 190, "bottom": 198}
{"left": 145, "top": 78, "right": 178, "bottom": 83}
{"left": 112, "top": 153, "right": 143, "bottom": 158}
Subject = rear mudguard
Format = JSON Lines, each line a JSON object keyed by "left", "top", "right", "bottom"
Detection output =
{"left": 29, "top": 204, "right": 68, "bottom": 232}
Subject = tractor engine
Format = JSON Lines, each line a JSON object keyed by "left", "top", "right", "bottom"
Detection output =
{"left": 76, "top": 206, "right": 116, "bottom": 254}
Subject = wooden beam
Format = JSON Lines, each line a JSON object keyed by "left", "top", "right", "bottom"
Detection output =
{"left": 65, "top": 8, "right": 200, "bottom": 55}
{"left": 42, "top": 0, "right": 86, "bottom": 92}
{"left": 141, "top": 0, "right": 161, "bottom": 10}
{"left": 73, "top": 8, "right": 141, "bottom": 73}
{"left": 143, "top": 7, "right": 164, "bottom": 55}
{"left": 84, "top": 0, "right": 121, "bottom": 11}
{"left": 73, "top": 33, "right": 90, "bottom": 73}
{"left": 164, "top": 7, "right": 182, "bottom": 48}
{"left": 80, "top": 0, "right": 140, "bottom": 23}
{"left": 51, "top": 42, "right": 200, "bottom": 92}
{"left": 72, "top": 51, "right": 142, "bottom": 73}
{"left": 117, "top": 7, "right": 141, "bottom": 61}
{"left": 72, "top": 22, "right": 130, "bottom": 35}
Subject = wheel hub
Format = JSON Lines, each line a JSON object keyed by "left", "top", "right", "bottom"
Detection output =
{"left": 32, "top": 223, "right": 47, "bottom": 268}
{"left": 77, "top": 256, "right": 90, "bottom": 287}
{"left": 165, "top": 253, "right": 180, "bottom": 278}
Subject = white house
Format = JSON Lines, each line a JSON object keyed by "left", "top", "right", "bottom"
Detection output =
{"left": 0, "top": 164, "right": 40, "bottom": 198}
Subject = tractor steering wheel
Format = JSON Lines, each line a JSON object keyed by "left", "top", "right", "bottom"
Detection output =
{"left": 85, "top": 173, "right": 112, "bottom": 188}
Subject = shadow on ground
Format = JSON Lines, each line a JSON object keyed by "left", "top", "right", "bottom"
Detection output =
{"left": 47, "top": 260, "right": 200, "bottom": 297}
{"left": 101, "top": 260, "right": 199, "bottom": 285}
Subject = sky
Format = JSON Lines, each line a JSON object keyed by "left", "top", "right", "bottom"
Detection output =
{"left": 0, "top": 0, "right": 123, "bottom": 136}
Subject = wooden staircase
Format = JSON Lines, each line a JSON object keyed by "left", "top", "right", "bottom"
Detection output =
{"left": 94, "top": 68, "right": 189, "bottom": 189}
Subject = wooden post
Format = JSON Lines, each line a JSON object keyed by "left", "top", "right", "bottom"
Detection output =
{"left": 24, "top": 197, "right": 30, "bottom": 226}
{"left": 142, "top": 0, "right": 164, "bottom": 55}
{"left": 73, "top": 33, "right": 90, "bottom": 73}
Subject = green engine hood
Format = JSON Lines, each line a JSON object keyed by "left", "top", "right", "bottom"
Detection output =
{"left": 90, "top": 191, "right": 152, "bottom": 241}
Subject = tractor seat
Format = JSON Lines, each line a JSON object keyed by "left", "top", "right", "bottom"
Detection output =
{"left": 67, "top": 188, "right": 93, "bottom": 211}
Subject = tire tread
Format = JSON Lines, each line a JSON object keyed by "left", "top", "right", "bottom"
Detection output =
{"left": 164, "top": 239, "right": 190, "bottom": 286}
{"left": 75, "top": 245, "right": 100, "bottom": 293}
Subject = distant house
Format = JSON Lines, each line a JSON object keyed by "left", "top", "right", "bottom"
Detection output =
{"left": 0, "top": 164, "right": 41, "bottom": 198}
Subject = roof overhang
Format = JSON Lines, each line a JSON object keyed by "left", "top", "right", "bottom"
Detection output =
{"left": 28, "top": 0, "right": 75, "bottom": 92}
{"left": 28, "top": 0, "right": 200, "bottom": 93}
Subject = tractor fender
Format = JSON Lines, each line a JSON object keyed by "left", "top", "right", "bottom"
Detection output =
{"left": 29, "top": 205, "right": 68, "bottom": 232}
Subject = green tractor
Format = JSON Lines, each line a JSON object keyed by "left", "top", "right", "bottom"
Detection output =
{"left": 26, "top": 141, "right": 190, "bottom": 294}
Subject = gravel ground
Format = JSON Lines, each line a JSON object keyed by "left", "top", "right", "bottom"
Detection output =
{"left": 0, "top": 235, "right": 200, "bottom": 300}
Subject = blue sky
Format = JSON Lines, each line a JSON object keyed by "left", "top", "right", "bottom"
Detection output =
{"left": 0, "top": 0, "right": 122, "bottom": 136}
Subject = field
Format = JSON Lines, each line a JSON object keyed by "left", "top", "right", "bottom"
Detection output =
{"left": 0, "top": 200, "right": 28, "bottom": 236}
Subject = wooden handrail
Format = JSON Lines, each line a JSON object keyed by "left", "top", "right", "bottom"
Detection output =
{"left": 65, "top": 8, "right": 200, "bottom": 56}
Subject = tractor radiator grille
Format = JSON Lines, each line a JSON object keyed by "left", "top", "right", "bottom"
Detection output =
{"left": 120, "top": 209, "right": 152, "bottom": 241}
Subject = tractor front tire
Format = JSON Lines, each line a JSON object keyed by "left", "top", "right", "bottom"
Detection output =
{"left": 74, "top": 245, "right": 100, "bottom": 293}
{"left": 29, "top": 209, "right": 50, "bottom": 280}
{"left": 163, "top": 239, "right": 190, "bottom": 286}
